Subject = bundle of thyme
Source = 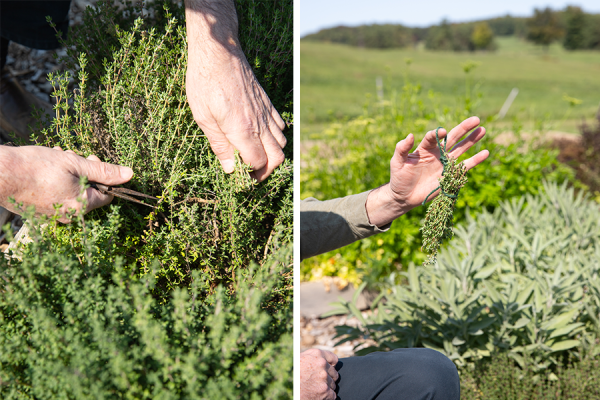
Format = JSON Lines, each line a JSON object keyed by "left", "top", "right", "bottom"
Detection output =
{"left": 420, "top": 127, "right": 468, "bottom": 265}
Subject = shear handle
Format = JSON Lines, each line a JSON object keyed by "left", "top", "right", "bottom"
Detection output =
{"left": 89, "top": 182, "right": 157, "bottom": 208}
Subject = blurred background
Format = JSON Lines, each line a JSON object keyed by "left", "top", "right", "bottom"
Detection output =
{"left": 301, "top": 0, "right": 600, "bottom": 135}
{"left": 300, "top": 3, "right": 600, "bottom": 395}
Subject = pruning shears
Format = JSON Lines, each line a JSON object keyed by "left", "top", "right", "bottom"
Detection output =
{"left": 90, "top": 182, "right": 158, "bottom": 208}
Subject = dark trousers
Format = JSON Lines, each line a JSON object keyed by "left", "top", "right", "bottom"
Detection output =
{"left": 335, "top": 348, "right": 460, "bottom": 400}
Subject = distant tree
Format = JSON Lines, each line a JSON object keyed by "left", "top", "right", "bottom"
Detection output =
{"left": 302, "top": 24, "right": 414, "bottom": 49}
{"left": 563, "top": 6, "right": 587, "bottom": 50}
{"left": 471, "top": 22, "right": 495, "bottom": 50}
{"left": 526, "top": 7, "right": 564, "bottom": 49}
{"left": 584, "top": 14, "right": 600, "bottom": 49}
{"left": 425, "top": 20, "right": 455, "bottom": 51}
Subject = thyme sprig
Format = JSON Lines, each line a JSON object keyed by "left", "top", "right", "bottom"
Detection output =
{"left": 421, "top": 127, "right": 468, "bottom": 265}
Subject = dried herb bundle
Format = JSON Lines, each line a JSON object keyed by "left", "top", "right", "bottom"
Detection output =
{"left": 421, "top": 128, "right": 468, "bottom": 264}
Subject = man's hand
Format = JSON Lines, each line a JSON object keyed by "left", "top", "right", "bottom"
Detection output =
{"left": 366, "top": 116, "right": 490, "bottom": 227}
{"left": 185, "top": 0, "right": 287, "bottom": 182}
{"left": 300, "top": 349, "right": 339, "bottom": 400}
{"left": 0, "top": 146, "right": 133, "bottom": 223}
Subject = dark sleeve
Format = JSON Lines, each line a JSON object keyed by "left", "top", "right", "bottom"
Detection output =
{"left": 300, "top": 191, "right": 392, "bottom": 261}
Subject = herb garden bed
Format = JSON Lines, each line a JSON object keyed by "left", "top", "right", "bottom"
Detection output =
{"left": 0, "top": 1, "right": 293, "bottom": 398}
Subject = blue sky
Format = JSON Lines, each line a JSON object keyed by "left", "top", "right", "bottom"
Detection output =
{"left": 300, "top": 0, "right": 600, "bottom": 37}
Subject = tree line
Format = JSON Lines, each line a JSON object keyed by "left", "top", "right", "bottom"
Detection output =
{"left": 302, "top": 6, "right": 600, "bottom": 51}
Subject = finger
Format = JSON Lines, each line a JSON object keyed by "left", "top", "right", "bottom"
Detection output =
{"left": 326, "top": 374, "right": 336, "bottom": 391}
{"left": 325, "top": 389, "right": 337, "bottom": 400}
{"left": 462, "top": 149, "right": 490, "bottom": 171}
{"left": 417, "top": 127, "right": 447, "bottom": 152}
{"left": 449, "top": 127, "right": 486, "bottom": 159}
{"left": 444, "top": 116, "right": 481, "bottom": 149}
{"left": 87, "top": 154, "right": 102, "bottom": 162}
{"left": 85, "top": 186, "right": 114, "bottom": 212}
{"left": 258, "top": 83, "right": 287, "bottom": 133}
{"left": 391, "top": 134, "right": 414, "bottom": 168}
{"left": 203, "top": 126, "right": 237, "bottom": 173}
{"left": 320, "top": 350, "right": 339, "bottom": 367}
{"left": 271, "top": 107, "right": 287, "bottom": 132}
{"left": 249, "top": 131, "right": 285, "bottom": 182}
{"left": 325, "top": 361, "right": 340, "bottom": 382}
{"left": 267, "top": 116, "right": 287, "bottom": 149}
{"left": 53, "top": 146, "right": 63, "bottom": 151}
{"left": 66, "top": 149, "right": 77, "bottom": 155}
{"left": 75, "top": 157, "right": 134, "bottom": 186}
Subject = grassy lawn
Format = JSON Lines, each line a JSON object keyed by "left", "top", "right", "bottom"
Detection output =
{"left": 301, "top": 36, "right": 600, "bottom": 136}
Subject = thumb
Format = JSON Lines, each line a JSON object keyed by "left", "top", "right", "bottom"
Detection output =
{"left": 391, "top": 134, "right": 414, "bottom": 169}
{"left": 77, "top": 157, "right": 134, "bottom": 186}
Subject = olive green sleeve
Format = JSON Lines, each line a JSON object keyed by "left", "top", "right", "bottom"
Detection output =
{"left": 300, "top": 191, "right": 392, "bottom": 261}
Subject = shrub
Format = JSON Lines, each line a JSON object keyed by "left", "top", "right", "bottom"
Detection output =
{"left": 554, "top": 110, "right": 600, "bottom": 195}
{"left": 300, "top": 71, "right": 576, "bottom": 287}
{"left": 40, "top": 0, "right": 293, "bottom": 298}
{"left": 460, "top": 353, "right": 600, "bottom": 399}
{"left": 329, "top": 182, "right": 600, "bottom": 372}
{"left": 425, "top": 21, "right": 497, "bottom": 52}
{"left": 0, "top": 209, "right": 292, "bottom": 399}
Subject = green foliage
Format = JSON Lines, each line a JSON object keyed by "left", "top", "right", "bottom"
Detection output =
{"left": 563, "top": 6, "right": 587, "bottom": 50}
{"left": 584, "top": 14, "right": 600, "bottom": 49}
{"left": 426, "top": 20, "right": 497, "bottom": 52}
{"left": 461, "top": 353, "right": 600, "bottom": 399}
{"left": 485, "top": 15, "right": 527, "bottom": 37}
{"left": 471, "top": 22, "right": 495, "bottom": 50}
{"left": 329, "top": 182, "right": 600, "bottom": 373}
{"left": 302, "top": 24, "right": 414, "bottom": 49}
{"left": 41, "top": 1, "right": 293, "bottom": 298}
{"left": 1, "top": 1, "right": 293, "bottom": 395}
{"left": 0, "top": 209, "right": 292, "bottom": 399}
{"left": 300, "top": 69, "right": 576, "bottom": 287}
{"left": 526, "top": 8, "right": 564, "bottom": 48}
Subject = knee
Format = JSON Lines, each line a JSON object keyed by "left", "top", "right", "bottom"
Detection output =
{"left": 398, "top": 348, "right": 460, "bottom": 400}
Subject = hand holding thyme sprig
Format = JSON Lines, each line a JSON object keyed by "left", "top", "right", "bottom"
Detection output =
{"left": 420, "top": 127, "right": 468, "bottom": 265}
{"left": 364, "top": 117, "right": 489, "bottom": 237}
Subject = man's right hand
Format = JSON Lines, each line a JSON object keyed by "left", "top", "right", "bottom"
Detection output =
{"left": 0, "top": 145, "right": 133, "bottom": 223}
{"left": 300, "top": 349, "right": 339, "bottom": 400}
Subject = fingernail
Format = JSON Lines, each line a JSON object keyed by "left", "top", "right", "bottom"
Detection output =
{"left": 220, "top": 159, "right": 235, "bottom": 174}
{"left": 119, "top": 166, "right": 134, "bottom": 180}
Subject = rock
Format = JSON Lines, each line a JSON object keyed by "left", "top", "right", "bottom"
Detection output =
{"left": 302, "top": 334, "right": 316, "bottom": 347}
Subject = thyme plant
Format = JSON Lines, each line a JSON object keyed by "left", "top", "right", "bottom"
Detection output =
{"left": 38, "top": 0, "right": 293, "bottom": 298}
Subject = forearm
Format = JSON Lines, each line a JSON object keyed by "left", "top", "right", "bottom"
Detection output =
{"left": 185, "top": 0, "right": 241, "bottom": 62}
{"left": 300, "top": 192, "right": 391, "bottom": 260}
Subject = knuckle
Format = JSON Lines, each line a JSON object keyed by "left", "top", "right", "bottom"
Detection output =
{"left": 304, "top": 348, "right": 318, "bottom": 356}
{"left": 315, "top": 358, "right": 327, "bottom": 369}
{"left": 99, "top": 162, "right": 114, "bottom": 178}
{"left": 316, "top": 382, "right": 329, "bottom": 395}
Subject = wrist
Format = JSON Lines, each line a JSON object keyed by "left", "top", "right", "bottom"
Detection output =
{"left": 185, "top": 0, "right": 241, "bottom": 63}
{"left": 365, "top": 184, "right": 410, "bottom": 227}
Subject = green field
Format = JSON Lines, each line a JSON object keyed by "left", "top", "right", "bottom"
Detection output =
{"left": 300, "top": 37, "right": 600, "bottom": 136}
